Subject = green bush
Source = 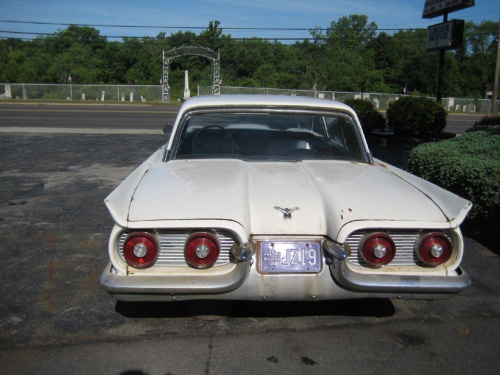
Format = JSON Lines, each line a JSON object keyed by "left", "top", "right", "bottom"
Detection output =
{"left": 343, "top": 98, "right": 386, "bottom": 133}
{"left": 387, "top": 96, "right": 447, "bottom": 137}
{"left": 405, "top": 131, "right": 500, "bottom": 223}
{"left": 466, "top": 115, "right": 500, "bottom": 134}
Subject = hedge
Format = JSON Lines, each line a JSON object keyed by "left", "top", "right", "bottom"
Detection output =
{"left": 466, "top": 115, "right": 500, "bottom": 134}
{"left": 343, "top": 98, "right": 386, "bottom": 133}
{"left": 387, "top": 96, "right": 447, "bottom": 137}
{"left": 405, "top": 131, "right": 500, "bottom": 223}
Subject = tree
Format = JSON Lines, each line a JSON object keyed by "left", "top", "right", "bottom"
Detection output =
{"left": 309, "top": 15, "right": 383, "bottom": 92}
{"left": 198, "top": 21, "right": 231, "bottom": 51}
{"left": 455, "top": 21, "right": 499, "bottom": 97}
{"left": 311, "top": 14, "right": 377, "bottom": 50}
{"left": 0, "top": 18, "right": 497, "bottom": 99}
{"left": 368, "top": 29, "right": 429, "bottom": 94}
{"left": 0, "top": 41, "right": 27, "bottom": 82}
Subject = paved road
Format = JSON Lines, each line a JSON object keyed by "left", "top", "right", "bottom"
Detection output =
{"left": 0, "top": 106, "right": 498, "bottom": 375}
{"left": 0, "top": 103, "right": 180, "bottom": 133}
{"left": 0, "top": 102, "right": 486, "bottom": 134}
{"left": 444, "top": 112, "right": 484, "bottom": 134}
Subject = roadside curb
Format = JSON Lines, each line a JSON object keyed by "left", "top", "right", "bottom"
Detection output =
{"left": 0, "top": 127, "right": 162, "bottom": 134}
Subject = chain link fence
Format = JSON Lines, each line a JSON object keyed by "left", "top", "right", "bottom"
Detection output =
{"left": 1, "top": 83, "right": 497, "bottom": 113}
{"left": 0, "top": 84, "right": 162, "bottom": 102}
{"left": 198, "top": 85, "right": 497, "bottom": 113}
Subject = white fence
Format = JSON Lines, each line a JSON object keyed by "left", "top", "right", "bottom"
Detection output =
{"left": 0, "top": 83, "right": 496, "bottom": 113}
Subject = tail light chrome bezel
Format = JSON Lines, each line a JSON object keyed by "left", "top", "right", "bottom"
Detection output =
{"left": 360, "top": 232, "right": 396, "bottom": 268}
{"left": 416, "top": 232, "right": 453, "bottom": 267}
{"left": 122, "top": 232, "right": 159, "bottom": 269}
{"left": 184, "top": 232, "right": 220, "bottom": 269}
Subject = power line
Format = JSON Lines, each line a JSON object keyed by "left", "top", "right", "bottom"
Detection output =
{"left": 0, "top": 31, "right": 425, "bottom": 42}
{"left": 0, "top": 19, "right": 208, "bottom": 30}
{"left": 0, "top": 18, "right": 497, "bottom": 40}
{"left": 0, "top": 19, "right": 428, "bottom": 32}
{"left": 0, "top": 18, "right": 496, "bottom": 43}
{"left": 0, "top": 17, "right": 495, "bottom": 45}
{"left": 0, "top": 29, "right": 493, "bottom": 42}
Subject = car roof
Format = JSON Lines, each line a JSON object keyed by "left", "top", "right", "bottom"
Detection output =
{"left": 178, "top": 94, "right": 355, "bottom": 114}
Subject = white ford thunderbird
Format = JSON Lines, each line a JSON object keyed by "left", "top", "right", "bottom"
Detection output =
{"left": 101, "top": 95, "right": 472, "bottom": 302}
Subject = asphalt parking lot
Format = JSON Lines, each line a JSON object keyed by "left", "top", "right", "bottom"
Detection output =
{"left": 0, "top": 129, "right": 499, "bottom": 374}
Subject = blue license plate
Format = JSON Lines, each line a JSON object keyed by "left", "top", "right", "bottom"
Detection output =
{"left": 259, "top": 241, "right": 322, "bottom": 273}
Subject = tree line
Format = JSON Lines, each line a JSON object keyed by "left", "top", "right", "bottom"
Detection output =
{"left": 0, "top": 15, "right": 497, "bottom": 100}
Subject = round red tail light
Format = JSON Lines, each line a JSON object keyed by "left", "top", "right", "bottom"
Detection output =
{"left": 185, "top": 232, "right": 220, "bottom": 269}
{"left": 361, "top": 233, "right": 396, "bottom": 267}
{"left": 123, "top": 232, "right": 159, "bottom": 269}
{"left": 417, "top": 232, "right": 452, "bottom": 266}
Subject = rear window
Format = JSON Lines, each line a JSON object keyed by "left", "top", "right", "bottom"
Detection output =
{"left": 173, "top": 110, "right": 366, "bottom": 162}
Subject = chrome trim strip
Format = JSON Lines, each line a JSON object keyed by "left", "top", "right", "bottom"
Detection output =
{"left": 100, "top": 261, "right": 250, "bottom": 295}
{"left": 330, "top": 258, "right": 471, "bottom": 293}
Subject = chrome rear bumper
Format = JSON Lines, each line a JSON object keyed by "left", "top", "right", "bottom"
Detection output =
{"left": 330, "top": 258, "right": 471, "bottom": 294}
{"left": 101, "top": 260, "right": 470, "bottom": 302}
{"left": 100, "top": 261, "right": 250, "bottom": 296}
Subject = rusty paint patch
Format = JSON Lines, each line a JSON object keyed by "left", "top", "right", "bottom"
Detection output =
{"left": 376, "top": 161, "right": 388, "bottom": 169}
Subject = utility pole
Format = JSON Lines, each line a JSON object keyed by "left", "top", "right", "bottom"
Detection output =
{"left": 491, "top": 18, "right": 500, "bottom": 114}
{"left": 437, "top": 13, "right": 448, "bottom": 103}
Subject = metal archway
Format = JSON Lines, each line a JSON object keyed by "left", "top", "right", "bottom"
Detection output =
{"left": 162, "top": 46, "right": 221, "bottom": 102}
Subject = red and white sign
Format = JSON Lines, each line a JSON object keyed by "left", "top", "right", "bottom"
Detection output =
{"left": 422, "top": 0, "right": 475, "bottom": 19}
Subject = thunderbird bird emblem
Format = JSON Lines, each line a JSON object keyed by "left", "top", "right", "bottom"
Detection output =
{"left": 274, "top": 206, "right": 299, "bottom": 219}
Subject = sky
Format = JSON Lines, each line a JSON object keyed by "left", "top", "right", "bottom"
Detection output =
{"left": 0, "top": 0, "right": 499, "bottom": 42}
